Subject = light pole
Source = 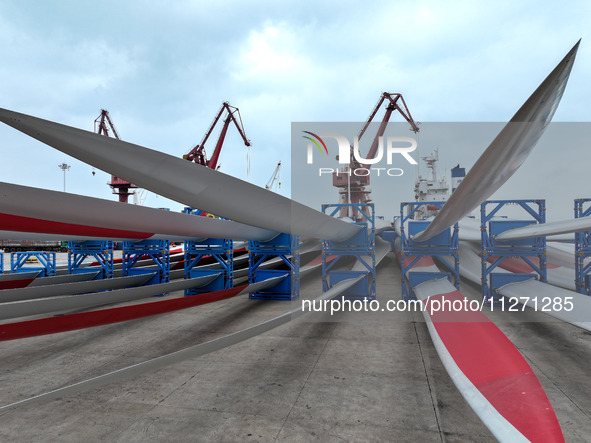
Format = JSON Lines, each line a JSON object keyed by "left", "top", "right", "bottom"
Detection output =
{"left": 58, "top": 163, "right": 70, "bottom": 192}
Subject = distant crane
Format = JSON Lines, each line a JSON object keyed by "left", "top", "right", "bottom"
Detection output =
{"left": 133, "top": 189, "right": 147, "bottom": 206}
{"left": 94, "top": 109, "right": 138, "bottom": 203}
{"left": 332, "top": 92, "right": 419, "bottom": 220}
{"left": 183, "top": 102, "right": 251, "bottom": 174}
{"left": 265, "top": 161, "right": 282, "bottom": 192}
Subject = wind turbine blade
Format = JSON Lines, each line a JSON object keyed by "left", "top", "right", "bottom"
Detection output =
{"left": 0, "top": 274, "right": 217, "bottom": 321}
{"left": 0, "top": 182, "right": 275, "bottom": 241}
{"left": 495, "top": 216, "right": 591, "bottom": 241}
{"left": 0, "top": 274, "right": 153, "bottom": 303}
{"left": 0, "top": 112, "right": 360, "bottom": 241}
{"left": 401, "top": 254, "right": 564, "bottom": 441}
{"left": 414, "top": 40, "right": 579, "bottom": 242}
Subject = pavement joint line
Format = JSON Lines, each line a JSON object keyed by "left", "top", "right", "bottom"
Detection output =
{"left": 412, "top": 310, "right": 445, "bottom": 443}
{"left": 522, "top": 347, "right": 591, "bottom": 424}
{"left": 272, "top": 320, "right": 338, "bottom": 441}
{"left": 154, "top": 365, "right": 205, "bottom": 407}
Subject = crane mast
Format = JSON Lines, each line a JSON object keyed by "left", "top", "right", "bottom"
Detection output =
{"left": 95, "top": 109, "right": 120, "bottom": 139}
{"left": 184, "top": 102, "right": 251, "bottom": 171}
{"left": 94, "top": 109, "right": 138, "bottom": 203}
{"left": 265, "top": 161, "right": 282, "bottom": 191}
{"left": 332, "top": 92, "right": 419, "bottom": 219}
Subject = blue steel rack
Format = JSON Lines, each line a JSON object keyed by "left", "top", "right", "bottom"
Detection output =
{"left": 122, "top": 240, "right": 170, "bottom": 287}
{"left": 321, "top": 203, "right": 376, "bottom": 300}
{"left": 0, "top": 252, "right": 3, "bottom": 274}
{"left": 68, "top": 241, "right": 113, "bottom": 279}
{"left": 249, "top": 233, "right": 299, "bottom": 300}
{"left": 574, "top": 198, "right": 591, "bottom": 295}
{"left": 481, "top": 199, "right": 546, "bottom": 304}
{"left": 399, "top": 201, "right": 459, "bottom": 300}
{"left": 183, "top": 207, "right": 233, "bottom": 296}
{"left": 11, "top": 251, "right": 56, "bottom": 276}
{"left": 184, "top": 238, "right": 233, "bottom": 296}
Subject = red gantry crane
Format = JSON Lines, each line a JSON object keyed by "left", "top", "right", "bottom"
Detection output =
{"left": 183, "top": 102, "right": 251, "bottom": 171}
{"left": 333, "top": 92, "right": 419, "bottom": 220}
{"left": 94, "top": 109, "right": 138, "bottom": 203}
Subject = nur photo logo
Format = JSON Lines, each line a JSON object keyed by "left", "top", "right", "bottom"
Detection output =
{"left": 302, "top": 130, "right": 418, "bottom": 177}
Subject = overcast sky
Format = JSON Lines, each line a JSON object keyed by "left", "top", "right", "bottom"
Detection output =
{"left": 0, "top": 0, "right": 589, "bottom": 221}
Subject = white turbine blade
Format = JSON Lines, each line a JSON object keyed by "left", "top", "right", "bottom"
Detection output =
{"left": 0, "top": 274, "right": 154, "bottom": 303}
{"left": 0, "top": 112, "right": 360, "bottom": 241}
{"left": 495, "top": 216, "right": 591, "bottom": 241}
{"left": 0, "top": 274, "right": 217, "bottom": 321}
{"left": 450, "top": 241, "right": 591, "bottom": 330}
{"left": 0, "top": 182, "right": 274, "bottom": 241}
{"left": 415, "top": 40, "right": 579, "bottom": 242}
{"left": 398, "top": 251, "right": 564, "bottom": 441}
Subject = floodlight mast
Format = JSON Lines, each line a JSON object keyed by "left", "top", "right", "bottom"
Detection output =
{"left": 58, "top": 162, "right": 70, "bottom": 192}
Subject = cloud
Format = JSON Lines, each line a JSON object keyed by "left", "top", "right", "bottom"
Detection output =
{"left": 0, "top": 0, "right": 589, "bottom": 215}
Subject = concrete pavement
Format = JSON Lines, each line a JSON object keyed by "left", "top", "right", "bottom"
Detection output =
{"left": 0, "top": 254, "right": 590, "bottom": 441}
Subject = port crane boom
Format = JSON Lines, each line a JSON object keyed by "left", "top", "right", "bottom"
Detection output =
{"left": 95, "top": 109, "right": 138, "bottom": 203}
{"left": 332, "top": 92, "right": 419, "bottom": 219}
{"left": 265, "top": 161, "right": 282, "bottom": 191}
{"left": 184, "top": 102, "right": 251, "bottom": 170}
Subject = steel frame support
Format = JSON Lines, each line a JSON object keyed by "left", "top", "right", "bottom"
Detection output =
{"left": 379, "top": 227, "right": 397, "bottom": 252}
{"left": 481, "top": 199, "right": 546, "bottom": 304}
{"left": 11, "top": 251, "right": 56, "bottom": 276}
{"left": 123, "top": 239, "right": 170, "bottom": 287}
{"left": 248, "top": 233, "right": 299, "bottom": 300}
{"left": 182, "top": 207, "right": 233, "bottom": 296}
{"left": 400, "top": 201, "right": 459, "bottom": 300}
{"left": 574, "top": 198, "right": 591, "bottom": 295}
{"left": 68, "top": 241, "right": 114, "bottom": 279}
{"left": 0, "top": 252, "right": 3, "bottom": 274}
{"left": 321, "top": 203, "right": 376, "bottom": 300}
{"left": 184, "top": 238, "right": 233, "bottom": 296}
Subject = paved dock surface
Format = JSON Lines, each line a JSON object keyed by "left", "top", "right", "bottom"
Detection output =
{"left": 1, "top": 253, "right": 591, "bottom": 441}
